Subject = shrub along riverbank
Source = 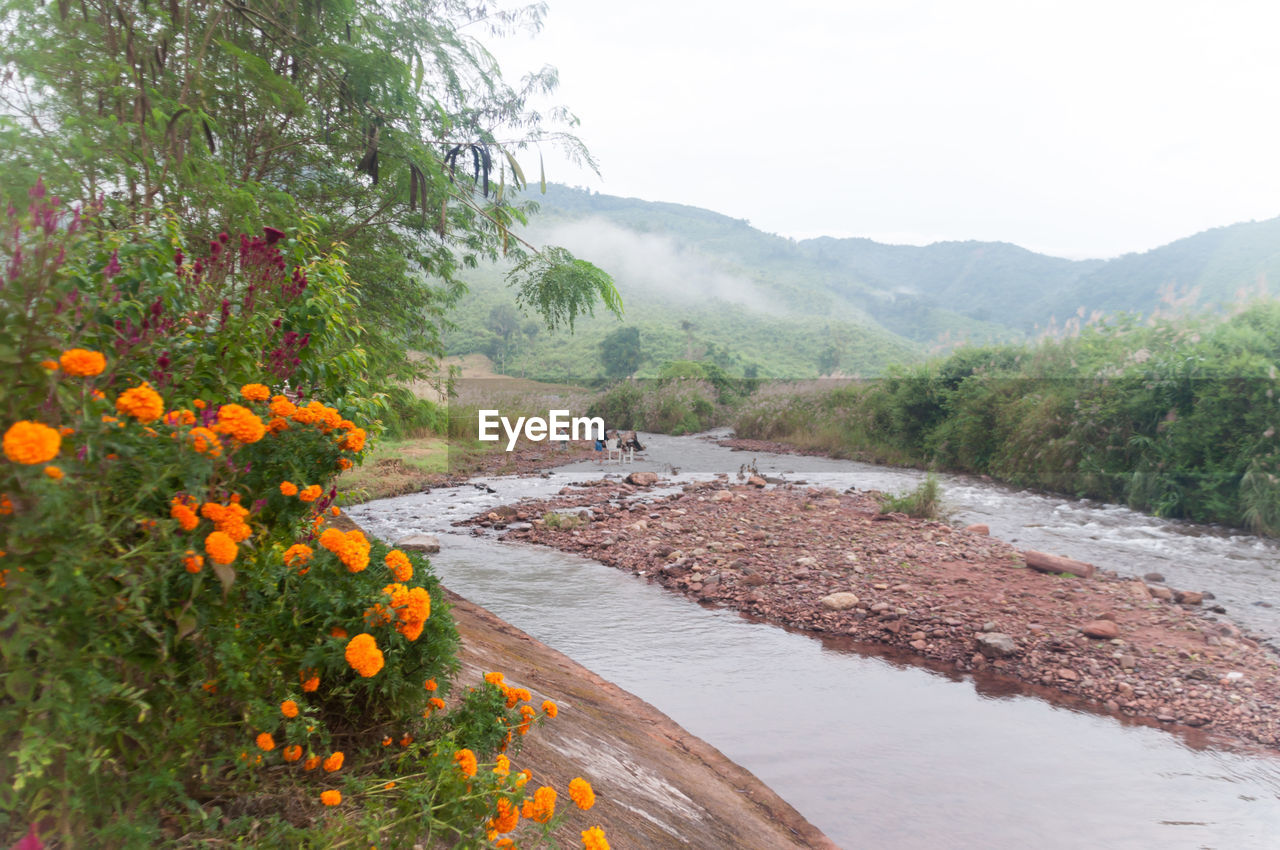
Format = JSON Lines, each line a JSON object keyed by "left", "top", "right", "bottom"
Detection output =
{"left": 732, "top": 302, "right": 1280, "bottom": 535}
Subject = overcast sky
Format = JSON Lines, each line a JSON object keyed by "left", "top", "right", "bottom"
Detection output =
{"left": 485, "top": 0, "right": 1280, "bottom": 260}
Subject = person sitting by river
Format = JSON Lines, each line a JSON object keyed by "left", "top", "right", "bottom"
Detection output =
{"left": 622, "top": 431, "right": 644, "bottom": 452}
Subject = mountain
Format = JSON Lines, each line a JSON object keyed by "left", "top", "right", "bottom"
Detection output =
{"left": 442, "top": 185, "right": 1280, "bottom": 382}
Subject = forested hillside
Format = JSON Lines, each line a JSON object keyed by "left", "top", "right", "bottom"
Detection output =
{"left": 446, "top": 185, "right": 1280, "bottom": 382}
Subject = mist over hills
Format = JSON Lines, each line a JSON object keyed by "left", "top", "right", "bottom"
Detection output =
{"left": 443, "top": 184, "right": 1280, "bottom": 382}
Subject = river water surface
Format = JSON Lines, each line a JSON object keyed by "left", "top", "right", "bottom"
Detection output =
{"left": 350, "top": 432, "right": 1280, "bottom": 849}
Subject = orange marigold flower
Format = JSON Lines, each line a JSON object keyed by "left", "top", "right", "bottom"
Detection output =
{"left": 266, "top": 416, "right": 289, "bottom": 434}
{"left": 58, "top": 426, "right": 74, "bottom": 437}
{"left": 542, "top": 700, "right": 558, "bottom": 719}
{"left": 515, "top": 769, "right": 531, "bottom": 788}
{"left": 330, "top": 626, "right": 348, "bottom": 638}
{"left": 320, "top": 789, "right": 341, "bottom": 806}
{"left": 569, "top": 777, "right": 595, "bottom": 810}
{"left": 279, "top": 480, "right": 298, "bottom": 497}
{"left": 383, "top": 781, "right": 395, "bottom": 790}
{"left": 255, "top": 732, "right": 275, "bottom": 751}
{"left": 164, "top": 409, "right": 196, "bottom": 427}
{"left": 116, "top": 382, "right": 165, "bottom": 423}
{"left": 319, "top": 528, "right": 370, "bottom": 572}
{"left": 240, "top": 383, "right": 270, "bottom": 402}
{"left": 283, "top": 543, "right": 313, "bottom": 567}
{"left": 344, "top": 633, "right": 384, "bottom": 677}
{"left": 3, "top": 420, "right": 61, "bottom": 464}
{"left": 188, "top": 426, "right": 222, "bottom": 457}
{"left": 0, "top": 494, "right": 11, "bottom": 515}
{"left": 494, "top": 754, "right": 510, "bottom": 777}
{"left": 303, "top": 755, "right": 320, "bottom": 770}
{"left": 424, "top": 678, "right": 437, "bottom": 692}
{"left": 453, "top": 748, "right": 477, "bottom": 778}
{"left": 281, "top": 700, "right": 299, "bottom": 718}
{"left": 581, "top": 826, "right": 609, "bottom": 850}
{"left": 269, "top": 395, "right": 297, "bottom": 417}
{"left": 300, "top": 669, "right": 320, "bottom": 692}
{"left": 399, "top": 734, "right": 412, "bottom": 747}
{"left": 192, "top": 399, "right": 206, "bottom": 409}
{"left": 340, "top": 427, "right": 366, "bottom": 452}
{"left": 214, "top": 403, "right": 266, "bottom": 444}
{"left": 492, "top": 797, "right": 520, "bottom": 834}
{"left": 528, "top": 786, "right": 556, "bottom": 823}
{"left": 43, "top": 465, "right": 63, "bottom": 480}
{"left": 282, "top": 744, "right": 303, "bottom": 763}
{"left": 329, "top": 505, "right": 340, "bottom": 516}
{"left": 298, "top": 484, "right": 322, "bottom": 502}
{"left": 336, "top": 457, "right": 353, "bottom": 470}
{"left": 59, "top": 348, "right": 106, "bottom": 377}
{"left": 40, "top": 359, "right": 58, "bottom": 370}
{"left": 384, "top": 549, "right": 413, "bottom": 582}
{"left": 381, "top": 736, "right": 392, "bottom": 747}
{"left": 201, "top": 501, "right": 252, "bottom": 542}
{"left": 182, "top": 551, "right": 203, "bottom": 573}
{"left": 484, "top": 671, "right": 505, "bottom": 686}
{"left": 170, "top": 496, "right": 199, "bottom": 531}
{"left": 205, "top": 531, "right": 238, "bottom": 565}
{"left": 322, "top": 752, "right": 344, "bottom": 772}
{"left": 428, "top": 697, "right": 445, "bottom": 712}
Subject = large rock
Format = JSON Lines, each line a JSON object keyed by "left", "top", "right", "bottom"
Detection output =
{"left": 819, "top": 592, "right": 860, "bottom": 611}
{"left": 711, "top": 490, "right": 734, "bottom": 502}
{"left": 1147, "top": 585, "right": 1174, "bottom": 601}
{"left": 975, "top": 633, "right": 1018, "bottom": 658}
{"left": 396, "top": 533, "right": 440, "bottom": 553}
{"left": 1176, "top": 590, "right": 1204, "bottom": 605}
{"left": 626, "top": 471, "right": 659, "bottom": 486}
{"left": 747, "top": 475, "right": 767, "bottom": 488}
{"left": 963, "top": 523, "right": 990, "bottom": 535}
{"left": 1023, "top": 550, "right": 1096, "bottom": 578}
{"left": 1080, "top": 619, "right": 1120, "bottom": 639}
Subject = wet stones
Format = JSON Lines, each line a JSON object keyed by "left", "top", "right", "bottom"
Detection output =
{"left": 396, "top": 533, "right": 440, "bottom": 553}
{"left": 625, "top": 471, "right": 659, "bottom": 486}
{"left": 976, "top": 633, "right": 1018, "bottom": 658}
{"left": 1081, "top": 620, "right": 1121, "bottom": 640}
{"left": 819, "top": 592, "right": 860, "bottom": 611}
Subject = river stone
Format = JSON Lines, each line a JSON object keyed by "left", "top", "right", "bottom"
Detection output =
{"left": 976, "top": 633, "right": 1018, "bottom": 658}
{"left": 963, "top": 523, "right": 990, "bottom": 535}
{"left": 1147, "top": 585, "right": 1174, "bottom": 601}
{"left": 747, "top": 475, "right": 767, "bottom": 488}
{"left": 1177, "top": 590, "right": 1204, "bottom": 605}
{"left": 711, "top": 490, "right": 733, "bottom": 502}
{"left": 1080, "top": 619, "right": 1120, "bottom": 639}
{"left": 1144, "top": 572, "right": 1166, "bottom": 583}
{"left": 820, "top": 592, "right": 860, "bottom": 611}
{"left": 626, "top": 471, "right": 659, "bottom": 486}
{"left": 396, "top": 533, "right": 440, "bottom": 553}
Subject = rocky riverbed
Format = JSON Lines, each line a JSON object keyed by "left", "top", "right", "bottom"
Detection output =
{"left": 461, "top": 474, "right": 1280, "bottom": 752}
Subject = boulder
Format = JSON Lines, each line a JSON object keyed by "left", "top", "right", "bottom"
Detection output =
{"left": 963, "top": 523, "right": 990, "bottom": 535}
{"left": 819, "top": 592, "right": 860, "bottom": 611}
{"left": 1176, "top": 590, "right": 1204, "bottom": 605}
{"left": 976, "top": 633, "right": 1018, "bottom": 658}
{"left": 396, "top": 533, "right": 440, "bottom": 554}
{"left": 1023, "top": 550, "right": 1096, "bottom": 578}
{"left": 747, "top": 475, "right": 767, "bottom": 488}
{"left": 711, "top": 490, "right": 733, "bottom": 502}
{"left": 626, "top": 471, "right": 659, "bottom": 486}
{"left": 1147, "top": 585, "right": 1174, "bottom": 601}
{"left": 1080, "top": 620, "right": 1120, "bottom": 639}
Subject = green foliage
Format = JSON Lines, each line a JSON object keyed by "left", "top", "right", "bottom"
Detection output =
{"left": 507, "top": 246, "right": 623, "bottom": 332}
{"left": 600, "top": 325, "right": 643, "bottom": 378}
{"left": 541, "top": 511, "right": 582, "bottom": 530}
{"left": 588, "top": 379, "right": 724, "bottom": 435}
{"left": 736, "top": 302, "right": 1280, "bottom": 533}
{"left": 0, "top": 196, "right": 570, "bottom": 846}
{"left": 876, "top": 474, "right": 945, "bottom": 519}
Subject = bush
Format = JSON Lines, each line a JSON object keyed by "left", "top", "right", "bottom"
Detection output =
{"left": 875, "top": 474, "right": 946, "bottom": 519}
{"left": 0, "top": 188, "right": 606, "bottom": 847}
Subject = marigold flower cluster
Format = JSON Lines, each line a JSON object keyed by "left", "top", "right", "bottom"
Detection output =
{"left": 343, "top": 633, "right": 384, "bottom": 677}
{"left": 115, "top": 382, "right": 164, "bottom": 422}
{"left": 322, "top": 751, "right": 344, "bottom": 772}
{"left": 581, "top": 826, "right": 609, "bottom": 850}
{"left": 213, "top": 403, "right": 266, "bottom": 444}
{"left": 3, "top": 420, "right": 61, "bottom": 465}
{"left": 524, "top": 786, "right": 556, "bottom": 823}
{"left": 188, "top": 426, "right": 222, "bottom": 456}
{"left": 170, "top": 495, "right": 199, "bottom": 531}
{"left": 380, "top": 582, "right": 431, "bottom": 640}
{"left": 320, "top": 789, "right": 341, "bottom": 806}
{"left": 240, "top": 383, "right": 270, "bottom": 402}
{"left": 542, "top": 700, "right": 558, "bottom": 719}
{"left": 384, "top": 549, "right": 413, "bottom": 582}
{"left": 569, "top": 777, "right": 595, "bottom": 811}
{"left": 59, "top": 348, "right": 106, "bottom": 377}
{"left": 453, "top": 748, "right": 478, "bottom": 778}
{"left": 319, "top": 527, "right": 370, "bottom": 572}
{"left": 298, "top": 484, "right": 323, "bottom": 502}
{"left": 300, "top": 669, "right": 320, "bottom": 692}
{"left": 283, "top": 543, "right": 313, "bottom": 571}
{"left": 339, "top": 427, "right": 366, "bottom": 452}
{"left": 204, "top": 531, "right": 238, "bottom": 565}
{"left": 269, "top": 395, "right": 296, "bottom": 417}
{"left": 201, "top": 500, "right": 252, "bottom": 542}
{"left": 182, "top": 551, "right": 203, "bottom": 574}
{"left": 490, "top": 797, "right": 520, "bottom": 834}
{"left": 164, "top": 409, "right": 196, "bottom": 427}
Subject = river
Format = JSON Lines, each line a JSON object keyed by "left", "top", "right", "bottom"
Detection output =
{"left": 349, "top": 431, "right": 1280, "bottom": 849}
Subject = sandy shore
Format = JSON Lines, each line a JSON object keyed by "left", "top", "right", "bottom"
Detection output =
{"left": 463, "top": 475, "right": 1280, "bottom": 753}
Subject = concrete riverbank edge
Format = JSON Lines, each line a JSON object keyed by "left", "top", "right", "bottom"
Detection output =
{"left": 444, "top": 587, "right": 839, "bottom": 848}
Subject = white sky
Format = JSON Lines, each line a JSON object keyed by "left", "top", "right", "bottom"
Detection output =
{"left": 484, "top": 0, "right": 1280, "bottom": 259}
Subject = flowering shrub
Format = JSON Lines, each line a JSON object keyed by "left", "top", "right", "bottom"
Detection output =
{"left": 0, "top": 187, "right": 609, "bottom": 847}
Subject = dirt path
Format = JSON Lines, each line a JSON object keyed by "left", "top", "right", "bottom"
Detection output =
{"left": 464, "top": 476, "right": 1280, "bottom": 753}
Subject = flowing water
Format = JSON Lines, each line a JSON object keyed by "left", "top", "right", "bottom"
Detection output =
{"left": 350, "top": 432, "right": 1280, "bottom": 849}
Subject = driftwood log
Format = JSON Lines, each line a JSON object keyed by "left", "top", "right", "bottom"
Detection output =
{"left": 1024, "top": 550, "right": 1096, "bottom": 578}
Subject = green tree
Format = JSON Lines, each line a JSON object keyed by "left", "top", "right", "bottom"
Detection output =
{"left": 600, "top": 325, "right": 642, "bottom": 378}
{"left": 0, "top": 0, "right": 619, "bottom": 381}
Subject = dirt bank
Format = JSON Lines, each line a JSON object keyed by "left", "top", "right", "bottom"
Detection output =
{"left": 464, "top": 476, "right": 1280, "bottom": 753}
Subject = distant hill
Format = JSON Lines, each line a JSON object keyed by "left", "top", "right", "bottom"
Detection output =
{"left": 442, "top": 185, "right": 1280, "bottom": 382}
